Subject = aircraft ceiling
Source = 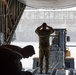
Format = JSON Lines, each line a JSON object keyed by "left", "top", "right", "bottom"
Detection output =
{"left": 18, "top": 0, "right": 76, "bottom": 9}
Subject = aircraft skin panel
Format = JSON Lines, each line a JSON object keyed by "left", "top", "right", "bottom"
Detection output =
{"left": 17, "top": 0, "right": 76, "bottom": 9}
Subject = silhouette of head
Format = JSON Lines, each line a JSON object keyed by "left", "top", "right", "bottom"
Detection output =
{"left": 21, "top": 45, "right": 35, "bottom": 58}
{"left": 42, "top": 22, "right": 47, "bottom": 29}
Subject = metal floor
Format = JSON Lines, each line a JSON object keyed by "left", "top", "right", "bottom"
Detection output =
{"left": 28, "top": 68, "right": 76, "bottom": 75}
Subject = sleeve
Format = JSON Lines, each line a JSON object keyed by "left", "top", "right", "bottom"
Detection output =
{"left": 49, "top": 27, "right": 54, "bottom": 34}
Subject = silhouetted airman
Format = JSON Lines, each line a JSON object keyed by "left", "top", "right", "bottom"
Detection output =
{"left": 35, "top": 22, "right": 54, "bottom": 74}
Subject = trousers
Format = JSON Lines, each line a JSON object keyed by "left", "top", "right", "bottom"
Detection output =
{"left": 39, "top": 47, "right": 50, "bottom": 73}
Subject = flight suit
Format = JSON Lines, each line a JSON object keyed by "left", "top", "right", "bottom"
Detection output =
{"left": 35, "top": 23, "right": 54, "bottom": 73}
